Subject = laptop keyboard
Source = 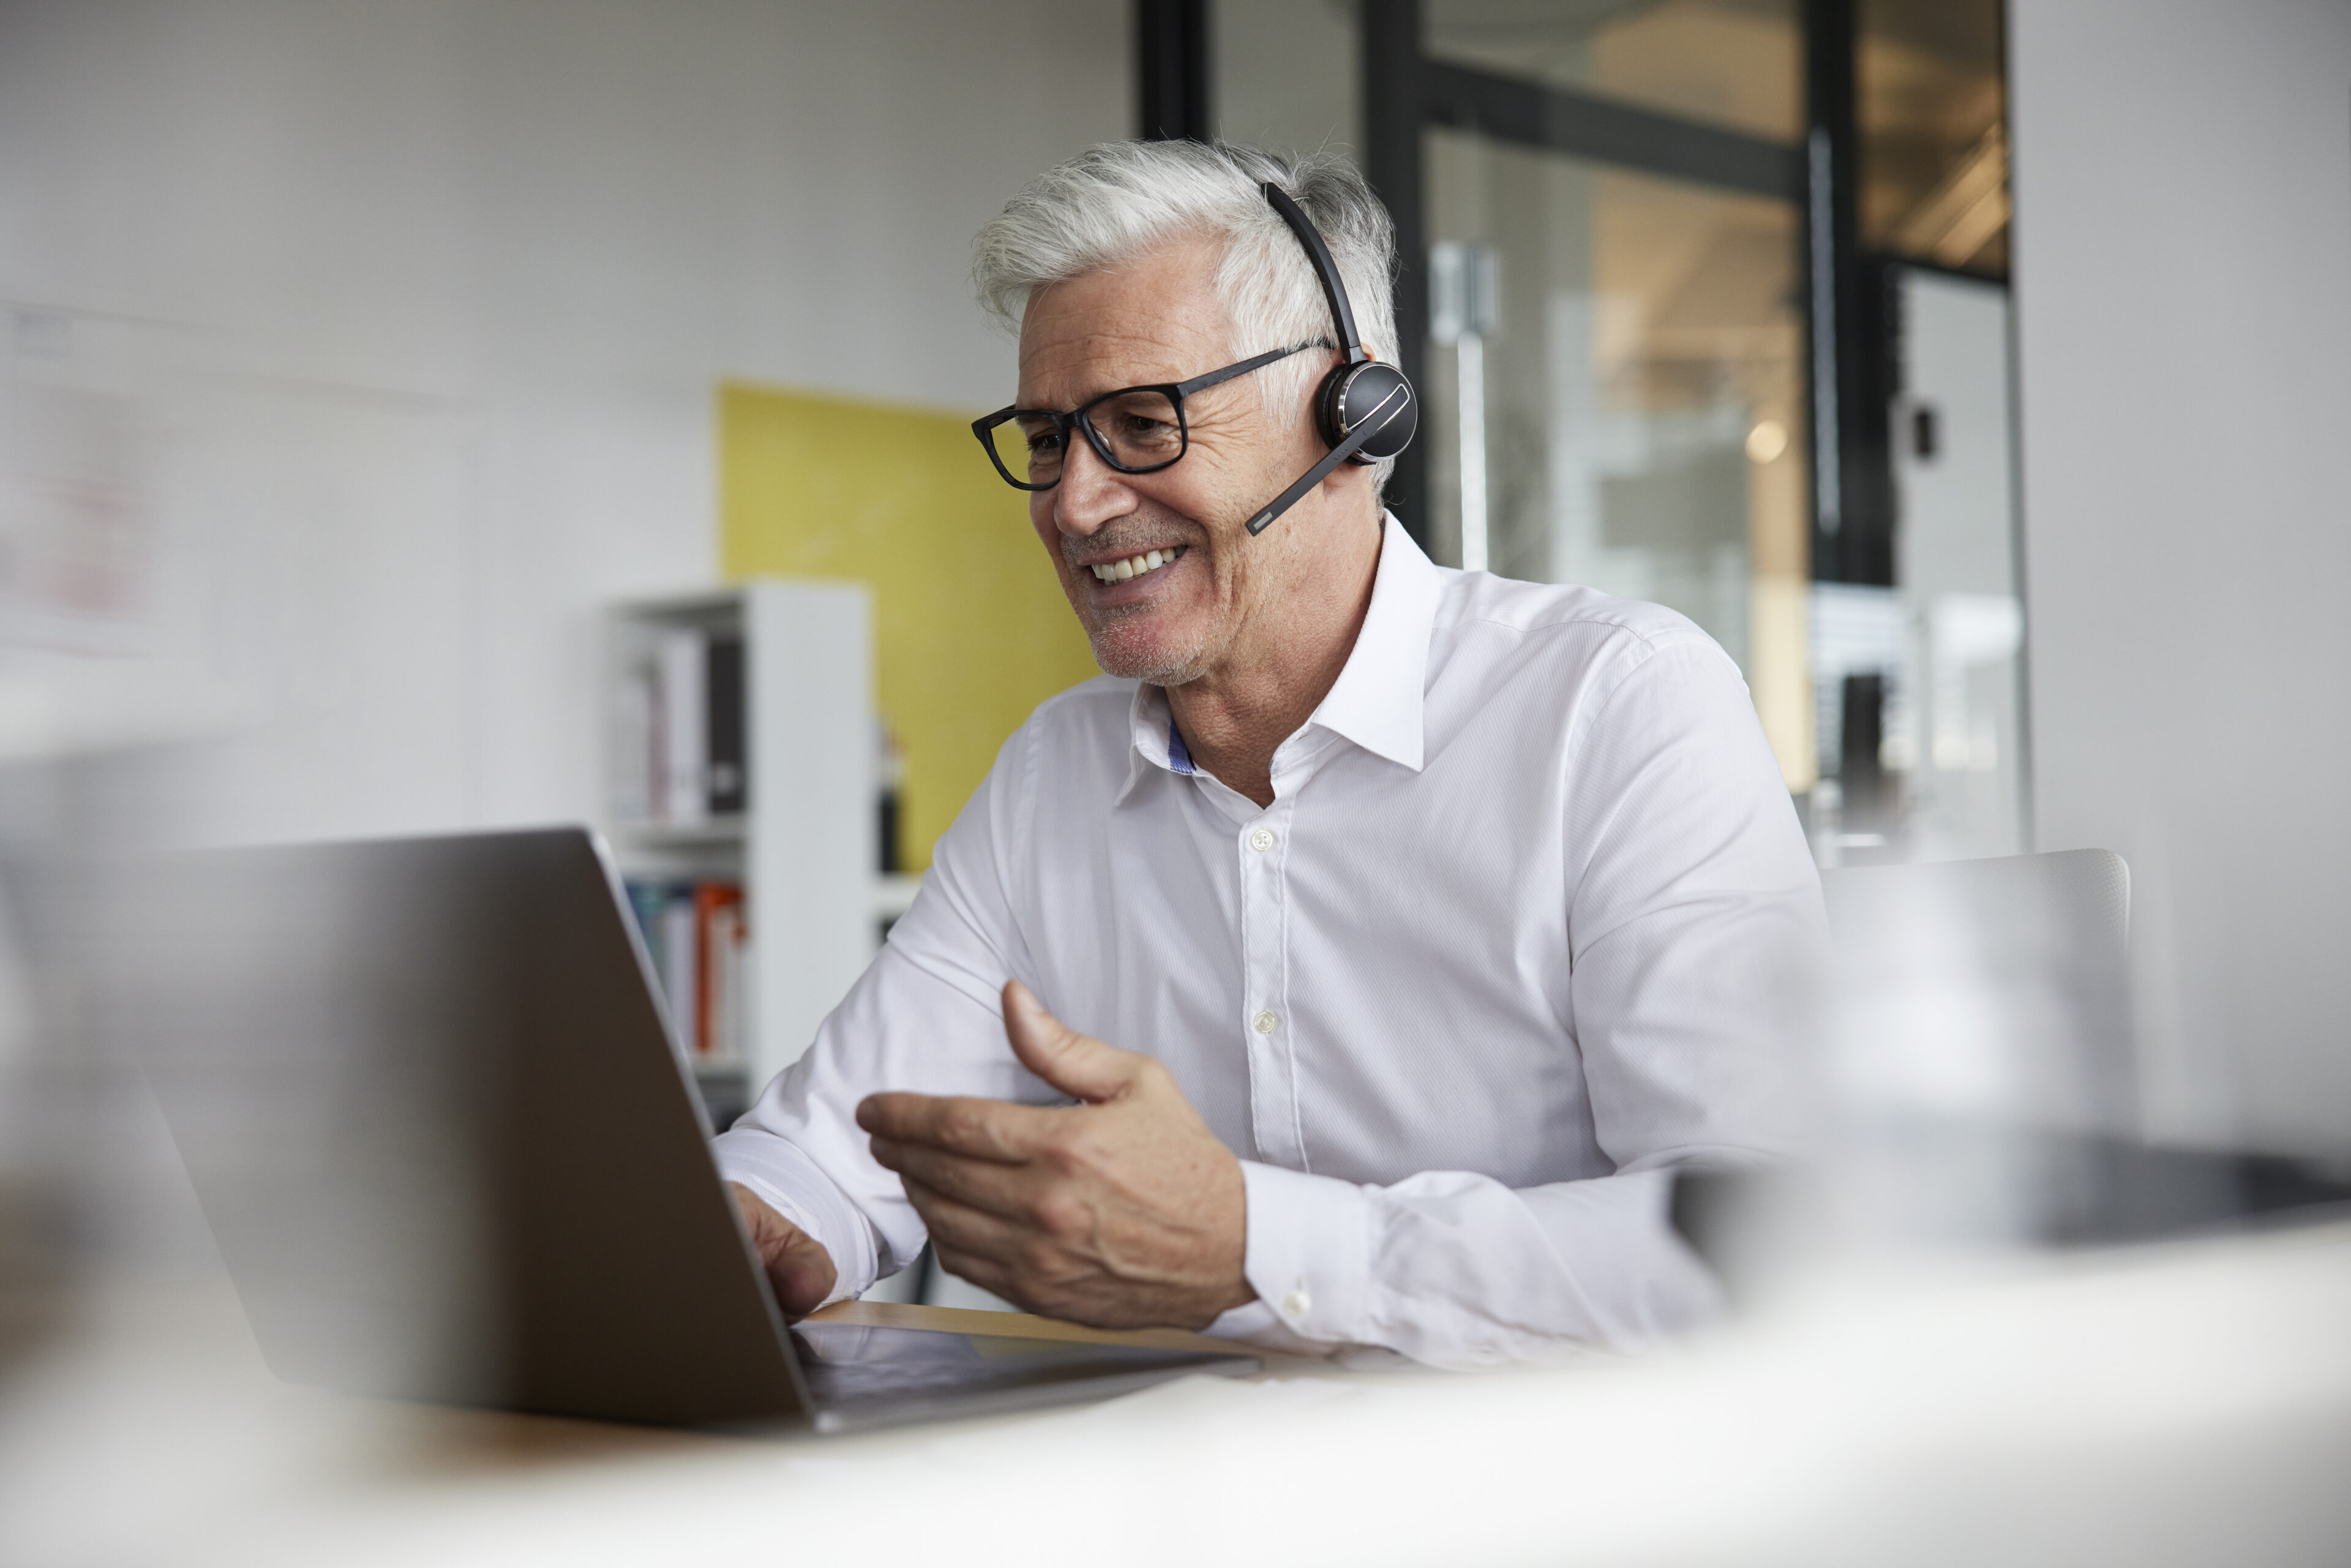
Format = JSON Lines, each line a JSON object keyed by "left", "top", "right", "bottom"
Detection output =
{"left": 791, "top": 1321, "right": 1237, "bottom": 1403}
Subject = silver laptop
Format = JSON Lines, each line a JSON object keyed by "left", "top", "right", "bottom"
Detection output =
{"left": 112, "top": 827, "right": 1256, "bottom": 1433}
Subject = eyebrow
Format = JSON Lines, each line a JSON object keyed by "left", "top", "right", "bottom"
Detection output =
{"left": 1014, "top": 365, "right": 1193, "bottom": 413}
{"left": 1014, "top": 324, "right": 1232, "bottom": 410}
{"left": 1016, "top": 341, "right": 1287, "bottom": 415}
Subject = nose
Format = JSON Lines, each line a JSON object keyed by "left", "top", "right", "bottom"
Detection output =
{"left": 1049, "top": 429, "right": 1139, "bottom": 539}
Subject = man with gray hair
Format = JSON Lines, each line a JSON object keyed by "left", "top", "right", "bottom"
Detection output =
{"left": 716, "top": 140, "right": 1826, "bottom": 1367}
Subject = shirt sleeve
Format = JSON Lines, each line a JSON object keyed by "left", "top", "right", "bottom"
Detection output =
{"left": 710, "top": 724, "right": 1051, "bottom": 1307}
{"left": 1208, "top": 633, "right": 1828, "bottom": 1367}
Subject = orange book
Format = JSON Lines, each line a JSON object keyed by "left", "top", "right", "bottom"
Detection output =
{"left": 692, "top": 882, "right": 747, "bottom": 1059}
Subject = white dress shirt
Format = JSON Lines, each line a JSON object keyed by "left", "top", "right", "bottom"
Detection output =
{"left": 714, "top": 516, "right": 1828, "bottom": 1368}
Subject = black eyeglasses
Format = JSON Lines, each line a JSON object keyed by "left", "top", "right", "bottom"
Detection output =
{"left": 972, "top": 342, "right": 1319, "bottom": 492}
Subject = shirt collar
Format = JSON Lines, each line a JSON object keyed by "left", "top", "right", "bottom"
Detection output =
{"left": 1123, "top": 682, "right": 1183, "bottom": 802}
{"left": 1305, "top": 512, "right": 1439, "bottom": 771}
{"left": 1122, "top": 511, "right": 1441, "bottom": 797}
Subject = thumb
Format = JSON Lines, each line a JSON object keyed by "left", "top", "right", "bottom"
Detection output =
{"left": 770, "top": 1227, "right": 838, "bottom": 1318}
{"left": 1002, "top": 979, "right": 1143, "bottom": 1105}
{"left": 727, "top": 1182, "right": 838, "bottom": 1318}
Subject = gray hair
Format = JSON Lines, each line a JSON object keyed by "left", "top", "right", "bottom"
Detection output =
{"left": 972, "top": 140, "right": 1400, "bottom": 492}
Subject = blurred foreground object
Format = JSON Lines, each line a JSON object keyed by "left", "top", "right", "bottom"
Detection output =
{"left": 1680, "top": 849, "right": 2350, "bottom": 1302}
{"left": 5, "top": 1195, "right": 2349, "bottom": 1564}
{"left": 1825, "top": 847, "right": 2137, "bottom": 1246}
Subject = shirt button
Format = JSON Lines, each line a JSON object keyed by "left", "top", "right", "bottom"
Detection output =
{"left": 1248, "top": 828, "right": 1276, "bottom": 853}
{"left": 1252, "top": 1010, "right": 1278, "bottom": 1035}
{"left": 1282, "top": 1287, "right": 1311, "bottom": 1318}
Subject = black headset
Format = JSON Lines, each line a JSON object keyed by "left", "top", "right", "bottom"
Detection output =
{"left": 1244, "top": 181, "right": 1419, "bottom": 536}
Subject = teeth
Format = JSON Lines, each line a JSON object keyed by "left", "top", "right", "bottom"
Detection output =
{"left": 1090, "top": 547, "right": 1183, "bottom": 583}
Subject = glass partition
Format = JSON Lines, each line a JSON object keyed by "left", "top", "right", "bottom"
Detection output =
{"left": 1422, "top": 132, "right": 1813, "bottom": 786}
{"left": 1425, "top": 0, "right": 1802, "bottom": 142}
{"left": 1809, "top": 0, "right": 2019, "bottom": 863}
{"left": 1211, "top": 0, "right": 2021, "bottom": 851}
{"left": 1858, "top": 0, "right": 2008, "bottom": 274}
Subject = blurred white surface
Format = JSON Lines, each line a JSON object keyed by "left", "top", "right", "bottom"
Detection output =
{"left": 3, "top": 1219, "right": 2347, "bottom": 1567}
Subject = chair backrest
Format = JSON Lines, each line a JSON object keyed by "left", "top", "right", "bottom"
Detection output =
{"left": 1818, "top": 848, "right": 2134, "bottom": 1138}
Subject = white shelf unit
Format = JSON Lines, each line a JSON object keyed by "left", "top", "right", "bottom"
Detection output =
{"left": 604, "top": 580, "right": 886, "bottom": 1106}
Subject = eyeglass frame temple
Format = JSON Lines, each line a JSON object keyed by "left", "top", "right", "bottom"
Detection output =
{"left": 969, "top": 341, "right": 1319, "bottom": 492}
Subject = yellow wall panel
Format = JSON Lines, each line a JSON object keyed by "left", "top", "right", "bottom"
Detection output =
{"left": 720, "top": 383, "right": 1100, "bottom": 870}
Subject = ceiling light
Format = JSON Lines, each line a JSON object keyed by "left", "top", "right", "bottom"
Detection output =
{"left": 1746, "top": 419, "right": 1789, "bottom": 464}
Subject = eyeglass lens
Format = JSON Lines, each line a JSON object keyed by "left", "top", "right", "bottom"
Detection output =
{"left": 986, "top": 388, "right": 1184, "bottom": 486}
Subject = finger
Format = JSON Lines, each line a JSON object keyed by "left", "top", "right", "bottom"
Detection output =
{"left": 727, "top": 1184, "right": 838, "bottom": 1317}
{"left": 770, "top": 1228, "right": 838, "bottom": 1318}
{"left": 728, "top": 1180, "right": 788, "bottom": 1230}
{"left": 729, "top": 1182, "right": 812, "bottom": 1262}
{"left": 931, "top": 1243, "right": 1026, "bottom": 1310}
{"left": 902, "top": 1177, "right": 1028, "bottom": 1262}
{"left": 1001, "top": 980, "right": 1147, "bottom": 1105}
{"left": 856, "top": 1090, "right": 1062, "bottom": 1163}
{"left": 726, "top": 1182, "right": 781, "bottom": 1239}
{"left": 870, "top": 1135, "right": 1042, "bottom": 1223}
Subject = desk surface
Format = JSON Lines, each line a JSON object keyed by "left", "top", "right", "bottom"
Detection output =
{"left": 7, "top": 1222, "right": 2351, "bottom": 1567}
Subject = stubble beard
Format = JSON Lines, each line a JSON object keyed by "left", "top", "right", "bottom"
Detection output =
{"left": 1087, "top": 607, "right": 1217, "bottom": 687}
{"left": 1062, "top": 511, "right": 1227, "bottom": 688}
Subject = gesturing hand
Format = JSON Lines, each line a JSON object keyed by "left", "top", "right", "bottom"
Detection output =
{"left": 857, "top": 981, "right": 1254, "bottom": 1331}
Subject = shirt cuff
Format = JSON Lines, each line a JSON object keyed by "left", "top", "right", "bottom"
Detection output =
{"left": 710, "top": 1126, "right": 877, "bottom": 1308}
{"left": 1234, "top": 1160, "right": 1374, "bottom": 1349}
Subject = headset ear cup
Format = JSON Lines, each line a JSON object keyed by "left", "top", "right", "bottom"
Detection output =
{"left": 1320, "top": 361, "right": 1419, "bottom": 464}
{"left": 1311, "top": 367, "right": 1351, "bottom": 451}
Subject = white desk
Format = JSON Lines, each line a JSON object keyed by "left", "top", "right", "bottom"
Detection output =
{"left": 6, "top": 1221, "right": 2350, "bottom": 1566}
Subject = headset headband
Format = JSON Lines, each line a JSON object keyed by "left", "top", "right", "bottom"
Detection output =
{"left": 1260, "top": 182, "right": 1367, "bottom": 367}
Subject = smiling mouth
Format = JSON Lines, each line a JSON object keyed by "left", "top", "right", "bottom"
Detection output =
{"left": 1088, "top": 546, "right": 1186, "bottom": 583}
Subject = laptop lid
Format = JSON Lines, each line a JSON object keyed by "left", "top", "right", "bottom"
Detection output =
{"left": 115, "top": 827, "right": 812, "bottom": 1427}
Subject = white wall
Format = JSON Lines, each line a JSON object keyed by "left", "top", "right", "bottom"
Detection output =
{"left": 2009, "top": 0, "right": 2351, "bottom": 1153}
{"left": 0, "top": 0, "right": 1127, "bottom": 841}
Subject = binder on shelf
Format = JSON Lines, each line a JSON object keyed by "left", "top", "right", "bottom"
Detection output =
{"left": 626, "top": 880, "right": 666, "bottom": 956}
{"left": 660, "top": 888, "right": 698, "bottom": 1055}
{"left": 611, "top": 665, "right": 656, "bottom": 823}
{"left": 708, "top": 635, "right": 747, "bottom": 817}
{"left": 657, "top": 628, "right": 708, "bottom": 824}
{"left": 624, "top": 876, "right": 749, "bottom": 1063}
{"left": 613, "top": 622, "right": 749, "bottom": 829}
